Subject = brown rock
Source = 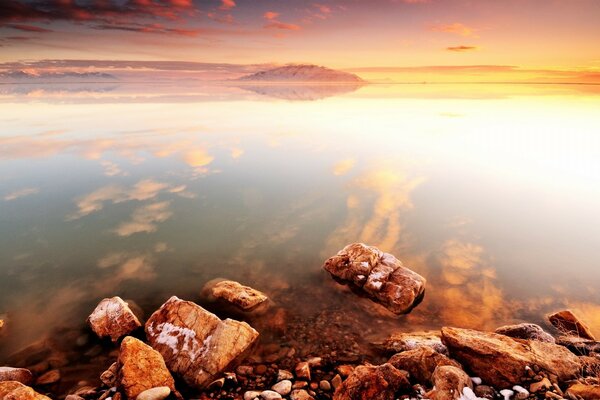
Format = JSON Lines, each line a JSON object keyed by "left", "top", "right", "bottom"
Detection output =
{"left": 566, "top": 383, "right": 600, "bottom": 400}
{"left": 88, "top": 297, "right": 142, "bottom": 342}
{"left": 529, "top": 377, "right": 552, "bottom": 393}
{"left": 0, "top": 319, "right": 4, "bottom": 336}
{"left": 0, "top": 381, "right": 51, "bottom": 400}
{"left": 35, "top": 369, "right": 60, "bottom": 385}
{"left": 495, "top": 323, "right": 555, "bottom": 343}
{"left": 388, "top": 346, "right": 460, "bottom": 384}
{"left": 323, "top": 243, "right": 426, "bottom": 314}
{"left": 118, "top": 336, "right": 176, "bottom": 400}
{"left": 145, "top": 296, "right": 259, "bottom": 389}
{"left": 336, "top": 365, "right": 354, "bottom": 377}
{"left": 202, "top": 279, "right": 269, "bottom": 311}
{"left": 441, "top": 327, "right": 581, "bottom": 387}
{"left": 548, "top": 310, "right": 595, "bottom": 340}
{"left": 295, "top": 362, "right": 311, "bottom": 381}
{"left": 556, "top": 335, "right": 600, "bottom": 355}
{"left": 375, "top": 330, "right": 447, "bottom": 355}
{"left": 428, "top": 365, "right": 472, "bottom": 400}
{"left": 332, "top": 363, "right": 410, "bottom": 400}
{"left": 0, "top": 367, "right": 33, "bottom": 385}
{"left": 100, "top": 362, "right": 118, "bottom": 387}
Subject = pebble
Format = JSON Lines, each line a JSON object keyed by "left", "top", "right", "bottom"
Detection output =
{"left": 474, "top": 385, "right": 496, "bottom": 399}
{"left": 135, "top": 386, "right": 171, "bottom": 400}
{"left": 290, "top": 389, "right": 314, "bottom": 400}
{"left": 319, "top": 380, "right": 331, "bottom": 391}
{"left": 260, "top": 390, "right": 282, "bottom": 400}
{"left": 244, "top": 391, "right": 261, "bottom": 400}
{"left": 530, "top": 378, "right": 552, "bottom": 393}
{"left": 271, "top": 380, "right": 292, "bottom": 396}
{"left": 294, "top": 362, "right": 311, "bottom": 380}
{"left": 65, "top": 396, "right": 85, "bottom": 400}
{"left": 0, "top": 367, "right": 33, "bottom": 385}
{"left": 331, "top": 374, "right": 343, "bottom": 390}
{"left": 277, "top": 369, "right": 293, "bottom": 381}
{"left": 470, "top": 377, "right": 482, "bottom": 385}
{"left": 336, "top": 365, "right": 354, "bottom": 377}
{"left": 237, "top": 365, "right": 254, "bottom": 376}
{"left": 292, "top": 381, "right": 308, "bottom": 389}
{"left": 255, "top": 365, "right": 268, "bottom": 375}
{"left": 499, "top": 389, "right": 514, "bottom": 400}
{"left": 307, "top": 357, "right": 323, "bottom": 367}
{"left": 36, "top": 369, "right": 61, "bottom": 385}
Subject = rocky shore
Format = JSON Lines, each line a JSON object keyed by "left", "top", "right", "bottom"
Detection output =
{"left": 1, "top": 243, "right": 600, "bottom": 400}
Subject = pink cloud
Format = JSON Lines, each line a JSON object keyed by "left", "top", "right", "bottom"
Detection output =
{"left": 446, "top": 45, "right": 479, "bottom": 52}
{"left": 219, "top": 0, "right": 236, "bottom": 11}
{"left": 263, "top": 11, "right": 301, "bottom": 31}
{"left": 430, "top": 22, "right": 475, "bottom": 37}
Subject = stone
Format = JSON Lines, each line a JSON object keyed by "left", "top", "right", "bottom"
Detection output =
{"left": 336, "top": 365, "right": 354, "bottom": 377}
{"left": 323, "top": 243, "right": 426, "bottom": 314}
{"left": 35, "top": 369, "right": 60, "bottom": 385}
{"left": 319, "top": 380, "right": 331, "bottom": 391}
{"left": 255, "top": 364, "right": 267, "bottom": 375}
{"left": 118, "top": 336, "right": 176, "bottom": 400}
{"left": 136, "top": 386, "right": 171, "bottom": 400}
{"left": 427, "top": 365, "right": 472, "bottom": 400}
{"left": 548, "top": 310, "right": 595, "bottom": 340}
{"left": 244, "top": 391, "right": 261, "bottom": 400}
{"left": 88, "top": 297, "right": 142, "bottom": 342}
{"left": 0, "top": 381, "right": 51, "bottom": 400}
{"left": 566, "top": 383, "right": 600, "bottom": 400}
{"left": 295, "top": 362, "right": 311, "bottom": 380}
{"left": 441, "top": 327, "right": 581, "bottom": 388}
{"left": 100, "top": 362, "right": 118, "bottom": 387}
{"left": 331, "top": 374, "right": 342, "bottom": 390}
{"left": 145, "top": 296, "right": 259, "bottom": 389}
{"left": 495, "top": 323, "right": 555, "bottom": 343}
{"left": 260, "top": 390, "right": 282, "bottom": 400}
{"left": 556, "top": 335, "right": 600, "bottom": 355}
{"left": 529, "top": 378, "right": 552, "bottom": 393}
{"left": 473, "top": 385, "right": 496, "bottom": 399}
{"left": 65, "top": 396, "right": 85, "bottom": 400}
{"left": 271, "top": 380, "right": 292, "bottom": 396}
{"left": 388, "top": 346, "right": 460, "bottom": 384}
{"left": 276, "top": 369, "right": 293, "bottom": 381}
{"left": 202, "top": 279, "right": 269, "bottom": 311}
{"left": 332, "top": 363, "right": 410, "bottom": 400}
{"left": 0, "top": 319, "right": 4, "bottom": 336}
{"left": 374, "top": 330, "right": 448, "bottom": 354}
{"left": 290, "top": 389, "right": 314, "bottom": 400}
{"left": 0, "top": 367, "right": 33, "bottom": 385}
{"left": 237, "top": 365, "right": 254, "bottom": 376}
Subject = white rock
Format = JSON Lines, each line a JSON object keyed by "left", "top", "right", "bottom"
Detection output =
{"left": 260, "top": 390, "right": 283, "bottom": 400}
{"left": 470, "top": 377, "right": 482, "bottom": 385}
{"left": 276, "top": 369, "right": 293, "bottom": 381}
{"left": 499, "top": 389, "right": 514, "bottom": 400}
{"left": 244, "top": 391, "right": 261, "bottom": 400}
{"left": 290, "top": 389, "right": 314, "bottom": 400}
{"left": 271, "top": 380, "right": 292, "bottom": 396}
{"left": 513, "top": 385, "right": 528, "bottom": 395}
{"left": 135, "top": 386, "right": 171, "bottom": 400}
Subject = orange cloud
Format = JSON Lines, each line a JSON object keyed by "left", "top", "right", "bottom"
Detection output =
{"left": 264, "top": 11, "right": 279, "bottom": 20}
{"left": 446, "top": 45, "right": 479, "bottom": 52}
{"left": 430, "top": 22, "right": 474, "bottom": 37}
{"left": 114, "top": 201, "right": 173, "bottom": 236}
{"left": 219, "top": 0, "right": 236, "bottom": 10}
{"left": 263, "top": 11, "right": 301, "bottom": 31}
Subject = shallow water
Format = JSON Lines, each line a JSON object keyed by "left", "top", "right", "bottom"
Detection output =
{"left": 1, "top": 82, "right": 600, "bottom": 393}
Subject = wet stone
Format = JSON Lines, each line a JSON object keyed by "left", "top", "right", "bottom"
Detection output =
{"left": 0, "top": 367, "right": 33, "bottom": 385}
{"left": 35, "top": 369, "right": 61, "bottom": 385}
{"left": 548, "top": 310, "right": 596, "bottom": 340}
{"left": 202, "top": 279, "right": 269, "bottom": 312}
{"left": 271, "top": 379, "right": 292, "bottom": 396}
{"left": 495, "top": 323, "right": 556, "bottom": 343}
{"left": 87, "top": 297, "right": 142, "bottom": 342}
{"left": 136, "top": 386, "right": 171, "bottom": 400}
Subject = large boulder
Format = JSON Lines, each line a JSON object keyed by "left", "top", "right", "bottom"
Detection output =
{"left": 427, "top": 365, "right": 472, "bottom": 400}
{"left": 566, "top": 383, "right": 600, "bottom": 400}
{"left": 332, "top": 363, "right": 409, "bottom": 400}
{"left": 145, "top": 296, "right": 259, "bottom": 389}
{"left": 118, "top": 336, "right": 176, "bottom": 400}
{"left": 0, "top": 381, "right": 51, "bottom": 400}
{"left": 0, "top": 367, "right": 33, "bottom": 385}
{"left": 374, "top": 330, "right": 447, "bottom": 355}
{"left": 323, "top": 243, "right": 426, "bottom": 314}
{"left": 88, "top": 297, "right": 142, "bottom": 342}
{"left": 556, "top": 335, "right": 600, "bottom": 355}
{"left": 495, "top": 323, "right": 555, "bottom": 343}
{"left": 202, "top": 279, "right": 269, "bottom": 312}
{"left": 441, "top": 327, "right": 581, "bottom": 388}
{"left": 548, "top": 310, "right": 595, "bottom": 340}
{"left": 388, "top": 346, "right": 460, "bottom": 384}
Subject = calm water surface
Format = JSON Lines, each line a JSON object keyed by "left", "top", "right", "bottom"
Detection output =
{"left": 1, "top": 82, "right": 599, "bottom": 391}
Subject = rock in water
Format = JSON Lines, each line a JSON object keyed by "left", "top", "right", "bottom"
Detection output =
{"left": 118, "top": 336, "right": 176, "bottom": 400}
{"left": 333, "top": 363, "right": 409, "bottom": 400}
{"left": 428, "top": 365, "right": 473, "bottom": 400}
{"left": 388, "top": 346, "right": 460, "bottom": 384}
{"left": 374, "top": 330, "right": 448, "bottom": 354}
{"left": 548, "top": 310, "right": 596, "bottom": 340}
{"left": 441, "top": 327, "right": 581, "bottom": 387}
{"left": 0, "top": 381, "right": 51, "bottom": 400}
{"left": 88, "top": 297, "right": 142, "bottom": 342}
{"left": 495, "top": 323, "right": 555, "bottom": 343}
{"left": 323, "top": 243, "right": 426, "bottom": 314}
{"left": 202, "top": 279, "right": 269, "bottom": 311}
{"left": 0, "top": 367, "right": 33, "bottom": 385}
{"left": 145, "top": 296, "right": 259, "bottom": 389}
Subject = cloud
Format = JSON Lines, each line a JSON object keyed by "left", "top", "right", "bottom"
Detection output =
{"left": 263, "top": 11, "right": 280, "bottom": 20}
{"left": 430, "top": 22, "right": 474, "bottom": 37}
{"left": 93, "top": 22, "right": 204, "bottom": 37}
{"left": 4, "top": 187, "right": 39, "bottom": 201}
{"left": 446, "top": 45, "right": 479, "bottom": 52}
{"left": 114, "top": 201, "right": 173, "bottom": 236}
{"left": 219, "top": 0, "right": 236, "bottom": 11}
{"left": 263, "top": 11, "right": 301, "bottom": 31}
{"left": 7, "top": 23, "right": 53, "bottom": 32}
{"left": 332, "top": 158, "right": 355, "bottom": 176}
{"left": 100, "top": 160, "right": 126, "bottom": 177}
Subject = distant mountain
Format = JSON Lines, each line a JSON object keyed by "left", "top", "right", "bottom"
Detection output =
{"left": 238, "top": 64, "right": 364, "bottom": 83}
{"left": 0, "top": 70, "right": 118, "bottom": 82}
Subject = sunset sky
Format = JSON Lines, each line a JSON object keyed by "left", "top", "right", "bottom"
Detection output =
{"left": 1, "top": 0, "right": 600, "bottom": 81}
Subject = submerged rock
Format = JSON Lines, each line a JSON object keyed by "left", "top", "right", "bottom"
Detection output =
{"left": 135, "top": 386, "right": 171, "bottom": 400}
{"left": 427, "top": 365, "right": 472, "bottom": 400}
{"left": 88, "top": 297, "right": 142, "bottom": 342}
{"left": 145, "top": 296, "right": 259, "bottom": 389}
{"left": 495, "top": 323, "right": 555, "bottom": 343}
{"left": 202, "top": 279, "right": 269, "bottom": 311}
{"left": 548, "top": 310, "right": 596, "bottom": 340}
{"left": 323, "top": 243, "right": 426, "bottom": 314}
{"left": 0, "top": 367, "right": 32, "bottom": 385}
{"left": 441, "top": 327, "right": 581, "bottom": 387}
{"left": 388, "top": 346, "right": 460, "bottom": 384}
{"left": 118, "top": 336, "right": 176, "bottom": 400}
{"left": 374, "top": 330, "right": 447, "bottom": 354}
{"left": 332, "top": 363, "right": 409, "bottom": 400}
{"left": 0, "top": 381, "right": 51, "bottom": 400}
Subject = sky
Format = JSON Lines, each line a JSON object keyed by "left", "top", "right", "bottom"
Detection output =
{"left": 1, "top": 0, "right": 600, "bottom": 80}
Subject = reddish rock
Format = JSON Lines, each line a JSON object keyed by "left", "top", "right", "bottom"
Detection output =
{"left": 556, "top": 335, "right": 600, "bottom": 355}
{"left": 118, "top": 336, "right": 176, "bottom": 400}
{"left": 88, "top": 297, "right": 142, "bottom": 342}
{"left": 375, "top": 330, "right": 447, "bottom": 354}
{"left": 566, "top": 383, "right": 600, "bottom": 400}
{"left": 428, "top": 365, "right": 472, "bottom": 400}
{"left": 0, "top": 381, "right": 51, "bottom": 400}
{"left": 495, "top": 323, "right": 555, "bottom": 343}
{"left": 388, "top": 346, "right": 460, "bottom": 384}
{"left": 294, "top": 362, "right": 311, "bottom": 381}
{"left": 145, "top": 296, "right": 259, "bottom": 389}
{"left": 0, "top": 367, "right": 33, "bottom": 385}
{"left": 332, "top": 363, "right": 409, "bottom": 400}
{"left": 548, "top": 310, "right": 596, "bottom": 340}
{"left": 202, "top": 279, "right": 269, "bottom": 311}
{"left": 35, "top": 369, "right": 60, "bottom": 385}
{"left": 323, "top": 243, "right": 426, "bottom": 314}
{"left": 441, "top": 327, "right": 581, "bottom": 388}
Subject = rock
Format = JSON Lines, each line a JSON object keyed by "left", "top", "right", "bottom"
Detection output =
{"left": 374, "top": 330, "right": 448, "bottom": 354}
{"left": 319, "top": 380, "right": 331, "bottom": 391}
{"left": 474, "top": 385, "right": 496, "bottom": 399}
{"left": 290, "top": 389, "right": 314, "bottom": 400}
{"left": 243, "top": 391, "right": 260, "bottom": 400}
{"left": 441, "top": 327, "right": 581, "bottom": 387}
{"left": 0, "top": 381, "right": 51, "bottom": 400}
{"left": 388, "top": 346, "right": 460, "bottom": 384}
{"left": 323, "top": 243, "right": 426, "bottom": 314}
{"left": 145, "top": 296, "right": 259, "bottom": 389}
{"left": 100, "top": 362, "right": 118, "bottom": 387}
{"left": 260, "top": 390, "right": 282, "bottom": 400}
{"left": 336, "top": 365, "right": 354, "bottom": 377}
{"left": 35, "top": 369, "right": 60, "bottom": 385}
{"left": 88, "top": 297, "right": 142, "bottom": 342}
{"left": 556, "top": 335, "right": 600, "bottom": 355}
{"left": 237, "top": 365, "right": 254, "bottom": 376}
{"left": 495, "top": 323, "right": 555, "bottom": 343}
{"left": 331, "top": 374, "right": 342, "bottom": 390}
{"left": 202, "top": 279, "right": 269, "bottom": 311}
{"left": 276, "top": 369, "right": 293, "bottom": 381}
{"left": 0, "top": 319, "right": 4, "bottom": 336}
{"left": 65, "top": 396, "right": 85, "bottom": 400}
{"left": 136, "top": 386, "right": 171, "bottom": 400}
{"left": 0, "top": 367, "right": 33, "bottom": 385}
{"left": 427, "top": 365, "right": 472, "bottom": 400}
{"left": 255, "top": 364, "right": 267, "bottom": 375}
{"left": 529, "top": 377, "right": 552, "bottom": 393}
{"left": 295, "top": 362, "right": 311, "bottom": 380}
{"left": 271, "top": 380, "right": 292, "bottom": 396}
{"left": 118, "top": 336, "right": 176, "bottom": 400}
{"left": 332, "top": 363, "right": 410, "bottom": 400}
{"left": 566, "top": 383, "right": 600, "bottom": 400}
{"left": 548, "top": 310, "right": 595, "bottom": 340}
